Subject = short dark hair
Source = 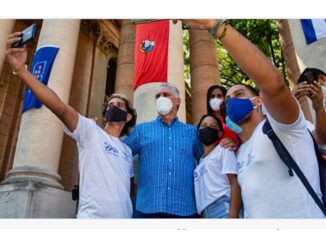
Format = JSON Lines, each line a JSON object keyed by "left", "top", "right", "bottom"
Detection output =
{"left": 231, "top": 83, "right": 259, "bottom": 96}
{"left": 206, "top": 85, "right": 227, "bottom": 118}
{"left": 196, "top": 113, "right": 223, "bottom": 133}
{"left": 103, "top": 93, "right": 137, "bottom": 137}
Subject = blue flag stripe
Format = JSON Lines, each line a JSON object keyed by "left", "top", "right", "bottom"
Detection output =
{"left": 301, "top": 19, "right": 326, "bottom": 45}
{"left": 301, "top": 19, "right": 317, "bottom": 45}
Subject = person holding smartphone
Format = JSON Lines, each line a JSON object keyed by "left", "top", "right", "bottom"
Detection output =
{"left": 6, "top": 31, "right": 137, "bottom": 218}
{"left": 182, "top": 19, "right": 325, "bottom": 218}
{"left": 292, "top": 68, "right": 326, "bottom": 146}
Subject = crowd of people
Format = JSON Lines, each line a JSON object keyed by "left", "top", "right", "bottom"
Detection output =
{"left": 5, "top": 19, "right": 326, "bottom": 219}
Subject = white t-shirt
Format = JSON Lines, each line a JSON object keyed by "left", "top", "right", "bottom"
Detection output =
{"left": 194, "top": 145, "right": 237, "bottom": 214}
{"left": 236, "top": 109, "right": 325, "bottom": 218}
{"left": 64, "top": 114, "right": 134, "bottom": 218}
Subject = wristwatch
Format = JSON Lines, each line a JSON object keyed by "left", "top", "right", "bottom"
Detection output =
{"left": 209, "top": 19, "right": 226, "bottom": 37}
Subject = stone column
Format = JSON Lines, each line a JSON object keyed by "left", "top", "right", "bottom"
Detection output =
{"left": 189, "top": 29, "right": 220, "bottom": 124}
{"left": 288, "top": 19, "right": 326, "bottom": 124}
{"left": 0, "top": 20, "right": 80, "bottom": 218}
{"left": 168, "top": 20, "right": 186, "bottom": 123}
{"left": 3, "top": 20, "right": 80, "bottom": 189}
{"left": 277, "top": 20, "right": 313, "bottom": 122}
{"left": 115, "top": 20, "right": 135, "bottom": 104}
{"left": 0, "top": 20, "right": 15, "bottom": 75}
{"left": 134, "top": 20, "right": 186, "bottom": 123}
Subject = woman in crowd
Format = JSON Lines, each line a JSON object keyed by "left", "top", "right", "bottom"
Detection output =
{"left": 194, "top": 114, "right": 242, "bottom": 218}
{"left": 206, "top": 85, "right": 238, "bottom": 150}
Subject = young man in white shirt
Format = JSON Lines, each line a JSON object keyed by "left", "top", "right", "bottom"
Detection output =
{"left": 6, "top": 32, "right": 137, "bottom": 218}
{"left": 183, "top": 19, "right": 325, "bottom": 218}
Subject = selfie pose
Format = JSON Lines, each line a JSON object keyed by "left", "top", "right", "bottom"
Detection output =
{"left": 6, "top": 31, "right": 137, "bottom": 218}
{"left": 184, "top": 19, "right": 325, "bottom": 218}
{"left": 194, "top": 114, "right": 241, "bottom": 218}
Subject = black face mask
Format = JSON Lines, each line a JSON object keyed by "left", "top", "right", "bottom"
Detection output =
{"left": 105, "top": 105, "right": 127, "bottom": 122}
{"left": 198, "top": 127, "right": 221, "bottom": 146}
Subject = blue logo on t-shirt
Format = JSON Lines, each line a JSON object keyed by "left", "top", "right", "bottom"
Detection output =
{"left": 104, "top": 142, "right": 119, "bottom": 157}
{"left": 122, "top": 153, "right": 133, "bottom": 163}
{"left": 194, "top": 165, "right": 208, "bottom": 182}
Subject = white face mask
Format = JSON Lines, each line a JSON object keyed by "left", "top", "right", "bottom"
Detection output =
{"left": 156, "top": 97, "right": 173, "bottom": 116}
{"left": 209, "top": 98, "right": 224, "bottom": 111}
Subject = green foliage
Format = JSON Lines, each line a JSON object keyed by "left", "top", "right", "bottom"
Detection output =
{"left": 183, "top": 29, "right": 191, "bottom": 88}
{"left": 183, "top": 19, "right": 289, "bottom": 91}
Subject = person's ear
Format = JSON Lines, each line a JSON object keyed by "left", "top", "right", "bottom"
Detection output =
{"left": 126, "top": 113, "right": 132, "bottom": 122}
{"left": 176, "top": 97, "right": 181, "bottom": 105}
{"left": 318, "top": 74, "right": 326, "bottom": 84}
{"left": 254, "top": 96, "right": 263, "bottom": 106}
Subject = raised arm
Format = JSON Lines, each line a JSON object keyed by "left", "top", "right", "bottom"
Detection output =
{"left": 183, "top": 20, "right": 299, "bottom": 124}
{"left": 6, "top": 32, "right": 78, "bottom": 132}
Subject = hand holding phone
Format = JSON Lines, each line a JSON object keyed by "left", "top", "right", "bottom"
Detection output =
{"left": 12, "top": 23, "right": 36, "bottom": 48}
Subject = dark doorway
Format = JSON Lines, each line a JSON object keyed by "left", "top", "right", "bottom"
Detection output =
{"left": 105, "top": 58, "right": 117, "bottom": 97}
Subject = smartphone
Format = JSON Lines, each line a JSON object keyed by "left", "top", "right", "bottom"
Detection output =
{"left": 12, "top": 23, "right": 36, "bottom": 48}
{"left": 132, "top": 19, "right": 166, "bottom": 24}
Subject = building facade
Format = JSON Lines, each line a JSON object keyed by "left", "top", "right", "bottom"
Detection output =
{"left": 0, "top": 19, "right": 223, "bottom": 218}
{"left": 1, "top": 19, "right": 320, "bottom": 218}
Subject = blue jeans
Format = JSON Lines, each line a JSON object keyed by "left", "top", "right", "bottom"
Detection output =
{"left": 134, "top": 210, "right": 198, "bottom": 218}
{"left": 203, "top": 195, "right": 230, "bottom": 218}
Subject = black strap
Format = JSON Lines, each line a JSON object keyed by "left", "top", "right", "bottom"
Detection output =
{"left": 262, "top": 120, "right": 326, "bottom": 216}
{"left": 308, "top": 131, "right": 326, "bottom": 206}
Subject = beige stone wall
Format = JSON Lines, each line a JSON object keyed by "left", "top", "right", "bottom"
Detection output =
{"left": 0, "top": 20, "right": 39, "bottom": 181}
{"left": 0, "top": 20, "right": 15, "bottom": 76}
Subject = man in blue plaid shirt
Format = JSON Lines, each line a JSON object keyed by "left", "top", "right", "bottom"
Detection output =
{"left": 123, "top": 82, "right": 204, "bottom": 218}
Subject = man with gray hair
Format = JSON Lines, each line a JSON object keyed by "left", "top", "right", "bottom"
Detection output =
{"left": 123, "top": 82, "right": 204, "bottom": 218}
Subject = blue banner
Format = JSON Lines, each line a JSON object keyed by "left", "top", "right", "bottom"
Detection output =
{"left": 300, "top": 19, "right": 326, "bottom": 45}
{"left": 22, "top": 46, "right": 59, "bottom": 113}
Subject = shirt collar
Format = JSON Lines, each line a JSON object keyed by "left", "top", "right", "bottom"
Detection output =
{"left": 156, "top": 116, "right": 179, "bottom": 126}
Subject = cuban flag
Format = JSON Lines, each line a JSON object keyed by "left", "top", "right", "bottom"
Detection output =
{"left": 133, "top": 20, "right": 169, "bottom": 90}
{"left": 300, "top": 19, "right": 326, "bottom": 45}
{"left": 22, "top": 46, "right": 59, "bottom": 113}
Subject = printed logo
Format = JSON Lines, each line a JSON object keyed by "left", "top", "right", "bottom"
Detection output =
{"left": 194, "top": 171, "right": 199, "bottom": 182}
{"left": 140, "top": 40, "right": 155, "bottom": 53}
{"left": 104, "top": 142, "right": 119, "bottom": 157}
{"left": 122, "top": 153, "right": 133, "bottom": 163}
{"left": 237, "top": 161, "right": 245, "bottom": 175}
{"left": 194, "top": 165, "right": 208, "bottom": 182}
{"left": 32, "top": 61, "right": 46, "bottom": 80}
{"left": 246, "top": 153, "right": 255, "bottom": 166}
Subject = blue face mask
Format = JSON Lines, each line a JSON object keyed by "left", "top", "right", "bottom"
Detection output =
{"left": 226, "top": 116, "right": 243, "bottom": 133}
{"left": 226, "top": 97, "right": 257, "bottom": 123}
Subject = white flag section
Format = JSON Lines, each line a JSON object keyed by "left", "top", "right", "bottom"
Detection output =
{"left": 301, "top": 19, "right": 326, "bottom": 45}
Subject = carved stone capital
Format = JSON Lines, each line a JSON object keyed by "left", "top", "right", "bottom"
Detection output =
{"left": 81, "top": 20, "right": 100, "bottom": 41}
{"left": 97, "top": 32, "right": 119, "bottom": 56}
